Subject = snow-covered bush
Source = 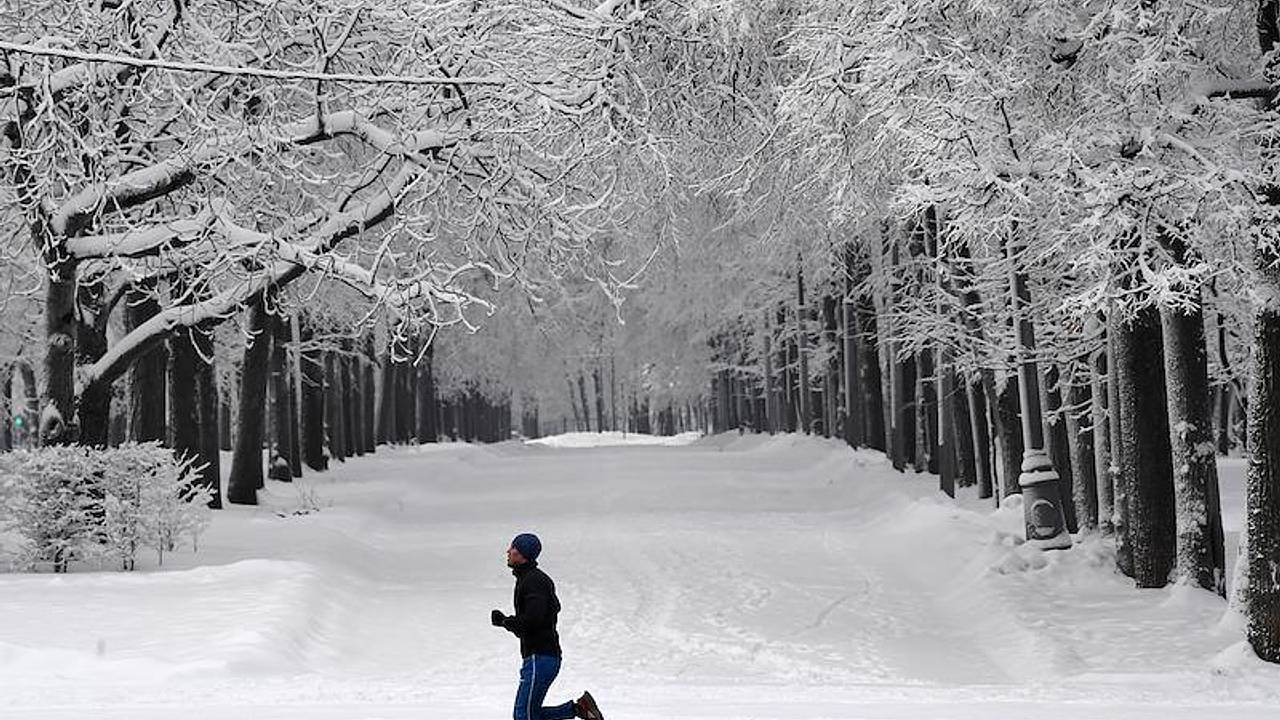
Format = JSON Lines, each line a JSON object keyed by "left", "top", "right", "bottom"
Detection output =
{"left": 0, "top": 443, "right": 212, "bottom": 572}
{"left": 0, "top": 447, "right": 100, "bottom": 572}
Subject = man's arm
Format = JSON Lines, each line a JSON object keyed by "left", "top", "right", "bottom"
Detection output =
{"left": 502, "top": 586, "right": 551, "bottom": 636}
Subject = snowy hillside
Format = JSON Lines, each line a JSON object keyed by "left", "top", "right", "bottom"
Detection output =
{"left": 2, "top": 435, "right": 1278, "bottom": 719}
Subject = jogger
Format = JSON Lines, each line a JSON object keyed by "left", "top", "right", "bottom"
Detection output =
{"left": 491, "top": 533, "right": 605, "bottom": 720}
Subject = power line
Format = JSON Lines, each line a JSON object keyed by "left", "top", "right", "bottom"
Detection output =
{"left": 0, "top": 41, "right": 506, "bottom": 87}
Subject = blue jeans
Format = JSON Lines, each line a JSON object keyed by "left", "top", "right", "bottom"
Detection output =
{"left": 513, "top": 654, "right": 576, "bottom": 720}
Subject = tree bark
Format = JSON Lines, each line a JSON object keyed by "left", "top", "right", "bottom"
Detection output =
{"left": 593, "top": 366, "right": 607, "bottom": 433}
{"left": 289, "top": 316, "right": 304, "bottom": 477}
{"left": 1247, "top": 290, "right": 1280, "bottom": 660}
{"left": 193, "top": 324, "right": 222, "bottom": 508}
{"left": 125, "top": 284, "right": 167, "bottom": 443}
{"left": 1044, "top": 365, "right": 1078, "bottom": 533}
{"left": 966, "top": 379, "right": 994, "bottom": 498}
{"left": 218, "top": 397, "right": 232, "bottom": 452}
{"left": 997, "top": 376, "right": 1024, "bottom": 498}
{"left": 796, "top": 266, "right": 812, "bottom": 435}
{"left": 1246, "top": 2, "right": 1280, "bottom": 660}
{"left": 326, "top": 350, "right": 347, "bottom": 461}
{"left": 1114, "top": 305, "right": 1176, "bottom": 586}
{"left": 763, "top": 311, "right": 778, "bottom": 434}
{"left": 1091, "top": 323, "right": 1114, "bottom": 536}
{"left": 416, "top": 341, "right": 438, "bottom": 443}
{"left": 268, "top": 312, "right": 294, "bottom": 481}
{"left": 1, "top": 366, "right": 11, "bottom": 451}
{"left": 74, "top": 280, "right": 112, "bottom": 447}
{"left": 951, "top": 372, "right": 976, "bottom": 488}
{"left": 227, "top": 294, "right": 273, "bottom": 504}
{"left": 41, "top": 255, "right": 77, "bottom": 445}
{"left": 342, "top": 346, "right": 358, "bottom": 456}
{"left": 857, "top": 296, "right": 887, "bottom": 452}
{"left": 1162, "top": 303, "right": 1227, "bottom": 596}
{"left": 1109, "top": 316, "right": 1131, "bottom": 572}
{"left": 167, "top": 328, "right": 201, "bottom": 475}
{"left": 300, "top": 316, "right": 328, "bottom": 471}
{"left": 1064, "top": 366, "right": 1098, "bottom": 533}
{"left": 363, "top": 335, "right": 377, "bottom": 453}
{"left": 378, "top": 350, "right": 395, "bottom": 443}
{"left": 938, "top": 354, "right": 955, "bottom": 497}
{"left": 577, "top": 372, "right": 592, "bottom": 432}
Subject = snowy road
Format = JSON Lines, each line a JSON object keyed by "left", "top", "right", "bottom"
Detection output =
{"left": 2, "top": 434, "right": 1279, "bottom": 719}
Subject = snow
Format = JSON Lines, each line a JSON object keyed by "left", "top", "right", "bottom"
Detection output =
{"left": 525, "top": 430, "right": 702, "bottom": 448}
{"left": 2, "top": 434, "right": 1280, "bottom": 719}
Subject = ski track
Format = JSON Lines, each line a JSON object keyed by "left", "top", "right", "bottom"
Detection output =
{"left": 2, "top": 434, "right": 1280, "bottom": 719}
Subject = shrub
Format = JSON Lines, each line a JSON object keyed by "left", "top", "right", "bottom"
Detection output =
{"left": 0, "top": 443, "right": 212, "bottom": 572}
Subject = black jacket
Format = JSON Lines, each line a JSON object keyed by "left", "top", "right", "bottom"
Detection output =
{"left": 502, "top": 561, "right": 562, "bottom": 658}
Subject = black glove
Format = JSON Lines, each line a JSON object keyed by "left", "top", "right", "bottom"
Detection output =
{"left": 491, "top": 609, "right": 507, "bottom": 627}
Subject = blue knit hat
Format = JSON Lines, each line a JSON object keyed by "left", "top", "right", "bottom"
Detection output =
{"left": 511, "top": 533, "right": 541, "bottom": 562}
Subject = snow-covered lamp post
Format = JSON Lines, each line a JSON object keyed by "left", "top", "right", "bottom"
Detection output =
{"left": 1009, "top": 246, "right": 1072, "bottom": 550}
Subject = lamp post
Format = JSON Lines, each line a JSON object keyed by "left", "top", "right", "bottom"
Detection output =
{"left": 1008, "top": 242, "right": 1072, "bottom": 550}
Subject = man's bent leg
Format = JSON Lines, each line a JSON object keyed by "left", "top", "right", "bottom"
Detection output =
{"left": 514, "top": 655, "right": 575, "bottom": 720}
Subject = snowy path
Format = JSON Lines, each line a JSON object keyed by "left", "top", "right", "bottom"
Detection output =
{"left": 2, "top": 434, "right": 1279, "bottom": 719}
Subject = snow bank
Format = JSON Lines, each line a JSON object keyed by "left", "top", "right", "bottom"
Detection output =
{"left": 525, "top": 431, "right": 702, "bottom": 448}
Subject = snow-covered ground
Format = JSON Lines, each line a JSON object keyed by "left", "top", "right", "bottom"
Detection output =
{"left": 2, "top": 434, "right": 1279, "bottom": 719}
{"left": 525, "top": 430, "right": 703, "bottom": 448}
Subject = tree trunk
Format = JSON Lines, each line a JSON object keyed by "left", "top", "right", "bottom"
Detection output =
{"left": 1064, "top": 366, "right": 1098, "bottom": 533}
{"left": 796, "top": 267, "right": 812, "bottom": 434}
{"left": 74, "top": 281, "right": 111, "bottom": 447}
{"left": 763, "top": 311, "right": 778, "bottom": 434}
{"left": 937, "top": 353, "right": 955, "bottom": 497}
{"left": 843, "top": 296, "right": 861, "bottom": 447}
{"left": 593, "top": 366, "right": 607, "bottom": 433}
{"left": 1247, "top": 288, "right": 1280, "bottom": 660}
{"left": 300, "top": 316, "right": 328, "bottom": 471}
{"left": 778, "top": 307, "right": 795, "bottom": 432}
{"left": 1114, "top": 305, "right": 1176, "bottom": 587}
{"left": 268, "top": 312, "right": 294, "bottom": 481}
{"left": 289, "top": 316, "right": 304, "bottom": 477}
{"left": 824, "top": 295, "right": 840, "bottom": 439}
{"left": 219, "top": 397, "right": 232, "bottom": 452}
{"left": 857, "top": 297, "right": 887, "bottom": 452}
{"left": 610, "top": 357, "right": 618, "bottom": 434}
{"left": 577, "top": 373, "right": 592, "bottom": 433}
{"left": 997, "top": 376, "right": 1024, "bottom": 498}
{"left": 326, "top": 351, "right": 346, "bottom": 461}
{"left": 1044, "top": 365, "right": 1078, "bottom": 533}
{"left": 1162, "top": 303, "right": 1227, "bottom": 596}
{"left": 1245, "top": 8, "right": 1280, "bottom": 659}
{"left": 916, "top": 351, "right": 935, "bottom": 474}
{"left": 378, "top": 351, "right": 395, "bottom": 443}
{"left": 193, "top": 325, "right": 222, "bottom": 509}
{"left": 566, "top": 376, "right": 583, "bottom": 432}
{"left": 1, "top": 366, "right": 11, "bottom": 451}
{"left": 342, "top": 348, "right": 358, "bottom": 456}
{"left": 951, "top": 371, "right": 976, "bottom": 488}
{"left": 1109, "top": 316, "right": 1130, "bottom": 571}
{"left": 41, "top": 257, "right": 77, "bottom": 445}
{"left": 1091, "top": 325, "right": 1114, "bottom": 536}
{"left": 227, "top": 295, "right": 273, "bottom": 504}
{"left": 967, "top": 379, "right": 994, "bottom": 498}
{"left": 363, "top": 335, "right": 377, "bottom": 453}
{"left": 125, "top": 284, "right": 167, "bottom": 443}
{"left": 416, "top": 341, "right": 438, "bottom": 443}
{"left": 893, "top": 354, "right": 917, "bottom": 470}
